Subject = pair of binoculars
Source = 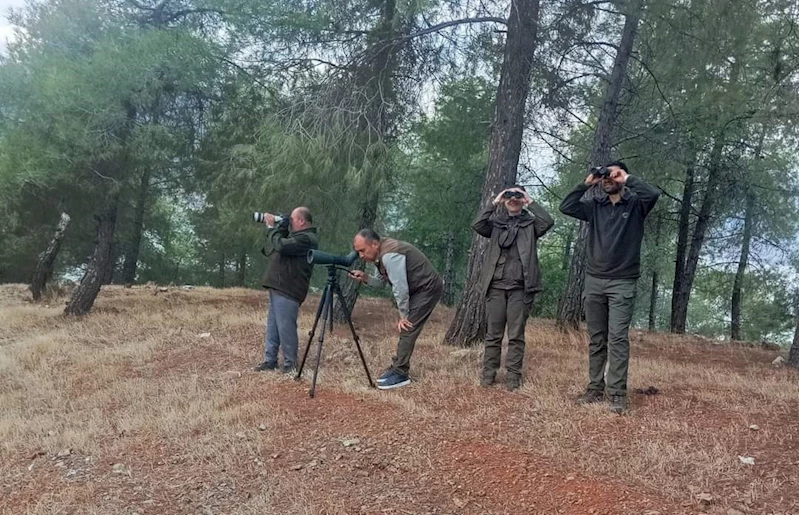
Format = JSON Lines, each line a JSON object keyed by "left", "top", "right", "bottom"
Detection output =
{"left": 502, "top": 190, "right": 524, "bottom": 199}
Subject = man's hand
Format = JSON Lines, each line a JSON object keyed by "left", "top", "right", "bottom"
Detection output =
{"left": 492, "top": 190, "right": 507, "bottom": 206}
{"left": 263, "top": 213, "right": 276, "bottom": 228}
{"left": 348, "top": 270, "right": 368, "bottom": 283}
{"left": 610, "top": 169, "right": 629, "bottom": 184}
{"left": 397, "top": 317, "right": 414, "bottom": 332}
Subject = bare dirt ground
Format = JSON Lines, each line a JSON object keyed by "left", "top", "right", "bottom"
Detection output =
{"left": 1, "top": 284, "right": 797, "bottom": 514}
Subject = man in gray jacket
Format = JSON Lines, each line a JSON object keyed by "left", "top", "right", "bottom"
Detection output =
{"left": 350, "top": 229, "right": 443, "bottom": 390}
{"left": 473, "top": 185, "right": 555, "bottom": 390}
{"left": 559, "top": 162, "right": 659, "bottom": 414}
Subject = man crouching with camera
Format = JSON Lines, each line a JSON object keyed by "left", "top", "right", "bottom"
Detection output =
{"left": 254, "top": 207, "right": 319, "bottom": 373}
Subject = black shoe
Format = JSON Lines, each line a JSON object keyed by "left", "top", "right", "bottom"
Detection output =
{"left": 576, "top": 389, "right": 605, "bottom": 405}
{"left": 282, "top": 365, "right": 296, "bottom": 375}
{"left": 254, "top": 361, "right": 277, "bottom": 372}
{"left": 609, "top": 394, "right": 628, "bottom": 414}
{"left": 505, "top": 376, "right": 522, "bottom": 391}
{"left": 480, "top": 372, "right": 496, "bottom": 387}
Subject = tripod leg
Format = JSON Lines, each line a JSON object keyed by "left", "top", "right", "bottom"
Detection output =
{"left": 296, "top": 283, "right": 329, "bottom": 381}
{"left": 309, "top": 285, "right": 333, "bottom": 398}
{"left": 332, "top": 282, "right": 375, "bottom": 388}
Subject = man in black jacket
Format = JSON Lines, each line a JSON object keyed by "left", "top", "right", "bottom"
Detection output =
{"left": 255, "top": 207, "right": 319, "bottom": 373}
{"left": 559, "top": 162, "right": 659, "bottom": 414}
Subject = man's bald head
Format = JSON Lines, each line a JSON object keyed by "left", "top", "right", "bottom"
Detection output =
{"left": 290, "top": 207, "right": 313, "bottom": 232}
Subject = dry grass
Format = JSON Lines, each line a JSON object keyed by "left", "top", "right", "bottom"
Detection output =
{"left": 1, "top": 283, "right": 798, "bottom": 514}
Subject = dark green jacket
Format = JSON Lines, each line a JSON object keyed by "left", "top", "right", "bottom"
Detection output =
{"left": 472, "top": 201, "right": 555, "bottom": 297}
{"left": 261, "top": 226, "right": 319, "bottom": 303}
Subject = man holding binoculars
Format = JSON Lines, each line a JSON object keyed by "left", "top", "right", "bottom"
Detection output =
{"left": 254, "top": 207, "right": 319, "bottom": 373}
{"left": 472, "top": 185, "right": 554, "bottom": 390}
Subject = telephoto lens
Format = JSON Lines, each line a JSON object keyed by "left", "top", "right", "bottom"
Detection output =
{"left": 253, "top": 212, "right": 284, "bottom": 224}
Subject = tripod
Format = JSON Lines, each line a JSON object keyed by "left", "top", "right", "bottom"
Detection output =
{"left": 295, "top": 265, "right": 374, "bottom": 397}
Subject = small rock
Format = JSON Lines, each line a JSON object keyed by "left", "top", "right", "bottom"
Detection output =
{"left": 748, "top": 424, "right": 760, "bottom": 431}
{"left": 291, "top": 464, "right": 303, "bottom": 471}
{"left": 112, "top": 463, "right": 128, "bottom": 474}
{"left": 738, "top": 455, "right": 755, "bottom": 466}
{"left": 235, "top": 432, "right": 247, "bottom": 439}
{"left": 198, "top": 332, "right": 211, "bottom": 338}
{"left": 271, "top": 454, "right": 280, "bottom": 459}
{"left": 696, "top": 492, "right": 714, "bottom": 504}
{"left": 772, "top": 356, "right": 785, "bottom": 367}
{"left": 258, "top": 424, "right": 266, "bottom": 431}
{"left": 342, "top": 438, "right": 360, "bottom": 447}
{"left": 566, "top": 476, "right": 575, "bottom": 481}
{"left": 57, "top": 449, "right": 71, "bottom": 458}
{"left": 47, "top": 431, "right": 56, "bottom": 437}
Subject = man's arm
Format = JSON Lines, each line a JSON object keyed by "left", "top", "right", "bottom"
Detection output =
{"left": 626, "top": 176, "right": 660, "bottom": 217}
{"left": 266, "top": 228, "right": 315, "bottom": 257}
{"left": 559, "top": 183, "right": 592, "bottom": 221}
{"left": 381, "top": 253, "right": 410, "bottom": 319}
{"left": 472, "top": 201, "right": 496, "bottom": 238}
{"left": 527, "top": 201, "right": 555, "bottom": 238}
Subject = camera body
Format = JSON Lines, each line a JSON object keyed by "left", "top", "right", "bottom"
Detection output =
{"left": 253, "top": 212, "right": 287, "bottom": 227}
{"left": 307, "top": 249, "right": 358, "bottom": 267}
{"left": 591, "top": 166, "right": 610, "bottom": 178}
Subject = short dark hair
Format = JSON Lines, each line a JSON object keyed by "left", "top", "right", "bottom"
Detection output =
{"left": 511, "top": 184, "right": 527, "bottom": 191}
{"left": 357, "top": 228, "right": 380, "bottom": 242}
{"left": 295, "top": 207, "right": 312, "bottom": 224}
{"left": 605, "top": 161, "right": 629, "bottom": 173}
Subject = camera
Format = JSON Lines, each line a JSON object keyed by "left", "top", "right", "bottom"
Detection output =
{"left": 591, "top": 166, "right": 610, "bottom": 178}
{"left": 253, "top": 212, "right": 286, "bottom": 225}
{"left": 307, "top": 249, "right": 359, "bottom": 267}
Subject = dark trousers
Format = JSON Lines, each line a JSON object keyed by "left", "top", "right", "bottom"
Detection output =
{"left": 390, "top": 279, "right": 443, "bottom": 375}
{"left": 483, "top": 287, "right": 534, "bottom": 380}
{"left": 583, "top": 274, "right": 637, "bottom": 396}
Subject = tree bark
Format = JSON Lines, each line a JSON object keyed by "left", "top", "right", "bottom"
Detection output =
{"left": 670, "top": 165, "right": 695, "bottom": 332}
{"left": 672, "top": 139, "right": 724, "bottom": 333}
{"left": 648, "top": 214, "right": 662, "bottom": 332}
{"left": 236, "top": 251, "right": 247, "bottom": 286}
{"left": 730, "top": 187, "right": 755, "bottom": 341}
{"left": 121, "top": 167, "right": 152, "bottom": 285}
{"left": 557, "top": 0, "right": 644, "bottom": 330}
{"left": 444, "top": 0, "right": 541, "bottom": 346}
{"left": 30, "top": 212, "right": 71, "bottom": 301}
{"left": 64, "top": 198, "right": 119, "bottom": 316}
{"left": 442, "top": 230, "right": 456, "bottom": 306}
{"left": 790, "top": 294, "right": 799, "bottom": 367}
{"left": 218, "top": 253, "right": 225, "bottom": 288}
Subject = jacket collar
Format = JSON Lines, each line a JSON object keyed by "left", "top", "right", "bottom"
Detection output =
{"left": 597, "top": 187, "right": 632, "bottom": 205}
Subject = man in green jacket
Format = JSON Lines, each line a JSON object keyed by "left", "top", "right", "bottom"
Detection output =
{"left": 473, "top": 185, "right": 555, "bottom": 390}
{"left": 559, "top": 162, "right": 659, "bottom": 414}
{"left": 255, "top": 207, "right": 319, "bottom": 373}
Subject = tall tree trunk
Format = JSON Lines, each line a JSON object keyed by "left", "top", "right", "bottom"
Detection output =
{"left": 670, "top": 165, "right": 695, "bottom": 332}
{"left": 672, "top": 139, "right": 724, "bottom": 333}
{"left": 648, "top": 214, "right": 662, "bottom": 331}
{"left": 334, "top": 0, "right": 399, "bottom": 322}
{"left": 64, "top": 198, "right": 119, "bottom": 316}
{"left": 236, "top": 251, "right": 247, "bottom": 286}
{"left": 562, "top": 223, "right": 575, "bottom": 271}
{"left": 102, "top": 241, "right": 118, "bottom": 285}
{"left": 442, "top": 230, "right": 456, "bottom": 306}
{"left": 218, "top": 253, "right": 225, "bottom": 288}
{"left": 121, "top": 168, "right": 152, "bottom": 285}
{"left": 790, "top": 293, "right": 799, "bottom": 368}
{"left": 557, "top": 0, "right": 644, "bottom": 330}
{"left": 444, "top": 0, "right": 541, "bottom": 346}
{"left": 730, "top": 189, "right": 755, "bottom": 341}
{"left": 30, "top": 212, "right": 71, "bottom": 302}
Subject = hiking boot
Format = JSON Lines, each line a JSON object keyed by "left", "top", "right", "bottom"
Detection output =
{"left": 254, "top": 361, "right": 277, "bottom": 372}
{"left": 376, "top": 369, "right": 394, "bottom": 385}
{"left": 576, "top": 389, "right": 605, "bottom": 405}
{"left": 505, "top": 375, "right": 522, "bottom": 391}
{"left": 609, "top": 394, "right": 628, "bottom": 415}
{"left": 376, "top": 371, "right": 411, "bottom": 390}
{"left": 480, "top": 371, "right": 496, "bottom": 387}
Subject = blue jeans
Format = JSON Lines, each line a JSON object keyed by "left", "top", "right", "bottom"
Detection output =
{"left": 264, "top": 290, "right": 301, "bottom": 369}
